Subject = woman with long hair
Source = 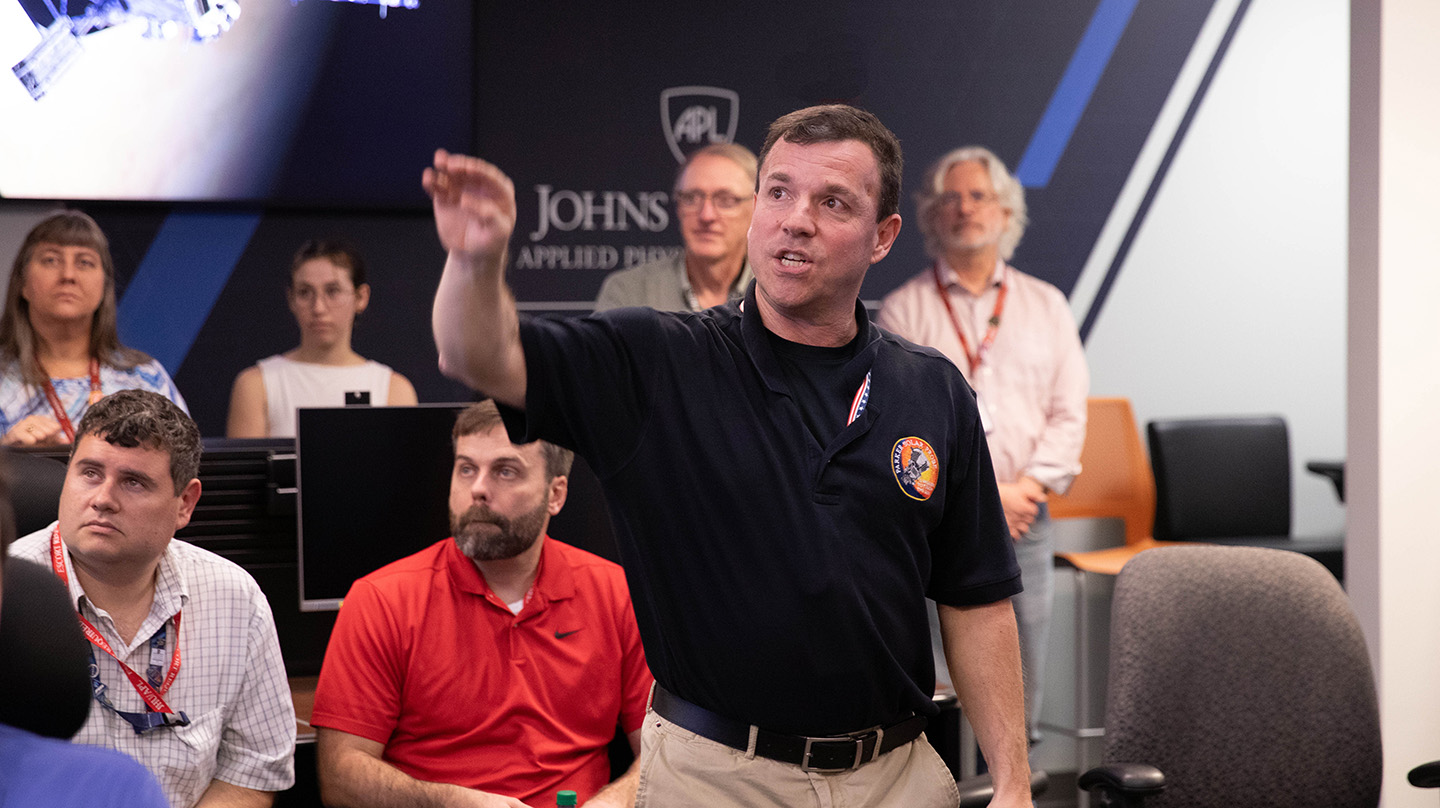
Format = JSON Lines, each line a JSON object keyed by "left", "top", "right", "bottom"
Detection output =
{"left": 227, "top": 239, "right": 416, "bottom": 438}
{"left": 0, "top": 211, "right": 186, "bottom": 446}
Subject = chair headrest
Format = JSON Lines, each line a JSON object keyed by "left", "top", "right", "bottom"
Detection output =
{"left": 0, "top": 558, "right": 92, "bottom": 739}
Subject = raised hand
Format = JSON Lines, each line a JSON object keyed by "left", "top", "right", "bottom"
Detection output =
{"left": 422, "top": 149, "right": 517, "bottom": 263}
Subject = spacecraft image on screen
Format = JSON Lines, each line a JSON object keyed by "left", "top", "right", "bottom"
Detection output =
{"left": 0, "top": 0, "right": 468, "bottom": 206}
{"left": 10, "top": 0, "right": 243, "bottom": 100}
{"left": 8, "top": 0, "right": 420, "bottom": 100}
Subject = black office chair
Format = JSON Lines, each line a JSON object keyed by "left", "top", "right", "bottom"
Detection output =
{"left": 1147, "top": 416, "right": 1344, "bottom": 580}
{"left": 2, "top": 449, "right": 68, "bottom": 536}
{"left": 0, "top": 557, "right": 91, "bottom": 738}
{"left": 1077, "top": 545, "right": 1380, "bottom": 807}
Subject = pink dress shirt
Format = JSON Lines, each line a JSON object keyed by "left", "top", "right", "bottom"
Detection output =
{"left": 877, "top": 259, "right": 1088, "bottom": 493}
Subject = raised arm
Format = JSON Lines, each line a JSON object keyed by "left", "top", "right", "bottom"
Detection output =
{"left": 423, "top": 149, "right": 528, "bottom": 410}
{"left": 938, "top": 599, "right": 1032, "bottom": 808}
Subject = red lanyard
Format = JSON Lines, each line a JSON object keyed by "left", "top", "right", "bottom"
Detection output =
{"left": 932, "top": 263, "right": 1007, "bottom": 376}
{"left": 38, "top": 357, "right": 103, "bottom": 443}
{"left": 49, "top": 526, "right": 183, "bottom": 714}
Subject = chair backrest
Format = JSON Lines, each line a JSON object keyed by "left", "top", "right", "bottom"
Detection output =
{"left": 1048, "top": 397, "right": 1155, "bottom": 545}
{"left": 0, "top": 558, "right": 92, "bottom": 739}
{"left": 3, "top": 449, "right": 68, "bottom": 536}
{"left": 1101, "top": 546, "right": 1381, "bottom": 807}
{"left": 1147, "top": 416, "right": 1291, "bottom": 541}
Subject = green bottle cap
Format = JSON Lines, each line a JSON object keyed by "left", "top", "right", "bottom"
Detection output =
{"left": 556, "top": 790, "right": 578, "bottom": 807}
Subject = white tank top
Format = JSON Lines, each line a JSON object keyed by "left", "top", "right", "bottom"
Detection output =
{"left": 257, "top": 355, "right": 395, "bottom": 438}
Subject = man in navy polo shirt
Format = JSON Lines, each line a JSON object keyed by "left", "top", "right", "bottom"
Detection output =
{"left": 423, "top": 105, "right": 1031, "bottom": 808}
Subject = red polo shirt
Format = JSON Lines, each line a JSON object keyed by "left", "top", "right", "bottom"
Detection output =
{"left": 312, "top": 536, "right": 652, "bottom": 804}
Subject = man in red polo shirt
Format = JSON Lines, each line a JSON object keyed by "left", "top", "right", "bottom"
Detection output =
{"left": 311, "top": 401, "right": 652, "bottom": 808}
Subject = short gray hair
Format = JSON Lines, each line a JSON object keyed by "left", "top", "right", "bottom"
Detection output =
{"left": 675, "top": 143, "right": 759, "bottom": 193}
{"left": 916, "top": 146, "right": 1028, "bottom": 261}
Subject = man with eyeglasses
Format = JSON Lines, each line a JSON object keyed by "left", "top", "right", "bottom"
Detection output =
{"left": 878, "top": 147, "right": 1088, "bottom": 751}
{"left": 595, "top": 143, "right": 756, "bottom": 312}
{"left": 8, "top": 390, "right": 296, "bottom": 807}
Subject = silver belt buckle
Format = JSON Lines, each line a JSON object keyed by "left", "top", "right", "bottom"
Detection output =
{"left": 799, "top": 726, "right": 884, "bottom": 772}
{"left": 800, "top": 736, "right": 852, "bottom": 773}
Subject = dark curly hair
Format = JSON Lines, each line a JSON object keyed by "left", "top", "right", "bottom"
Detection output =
{"left": 73, "top": 390, "right": 201, "bottom": 496}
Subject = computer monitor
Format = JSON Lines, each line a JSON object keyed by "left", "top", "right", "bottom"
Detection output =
{"left": 296, "top": 404, "right": 466, "bottom": 611}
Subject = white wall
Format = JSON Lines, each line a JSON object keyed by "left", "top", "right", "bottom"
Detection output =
{"left": 1035, "top": 0, "right": 1352, "bottom": 779}
{"left": 1350, "top": 0, "right": 1440, "bottom": 804}
{"left": 1085, "top": 0, "right": 1348, "bottom": 538}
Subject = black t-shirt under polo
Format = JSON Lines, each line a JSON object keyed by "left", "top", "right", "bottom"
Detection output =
{"left": 499, "top": 284, "right": 1019, "bottom": 736}
{"left": 765, "top": 327, "right": 863, "bottom": 447}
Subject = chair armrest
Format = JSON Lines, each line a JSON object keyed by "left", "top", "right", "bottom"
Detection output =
{"left": 1078, "top": 763, "right": 1166, "bottom": 806}
{"left": 1409, "top": 760, "right": 1440, "bottom": 788}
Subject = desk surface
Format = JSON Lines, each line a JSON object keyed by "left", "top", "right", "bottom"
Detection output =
{"left": 291, "top": 676, "right": 318, "bottom": 745}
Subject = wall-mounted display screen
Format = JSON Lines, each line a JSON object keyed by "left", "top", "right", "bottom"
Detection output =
{"left": 0, "top": 0, "right": 471, "bottom": 207}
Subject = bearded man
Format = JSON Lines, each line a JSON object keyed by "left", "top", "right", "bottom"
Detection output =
{"left": 310, "top": 400, "right": 653, "bottom": 808}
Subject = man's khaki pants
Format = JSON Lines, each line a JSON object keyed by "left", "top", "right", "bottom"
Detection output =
{"left": 635, "top": 707, "right": 961, "bottom": 808}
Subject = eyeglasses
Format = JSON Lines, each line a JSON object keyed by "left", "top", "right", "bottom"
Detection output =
{"left": 291, "top": 286, "right": 356, "bottom": 306}
{"left": 674, "top": 190, "right": 750, "bottom": 212}
{"left": 935, "top": 190, "right": 1000, "bottom": 209}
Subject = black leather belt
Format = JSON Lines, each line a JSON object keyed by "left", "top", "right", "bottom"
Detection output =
{"left": 650, "top": 685, "right": 928, "bottom": 772}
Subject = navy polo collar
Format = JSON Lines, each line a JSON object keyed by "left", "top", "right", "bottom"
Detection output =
{"left": 736, "top": 280, "right": 882, "bottom": 398}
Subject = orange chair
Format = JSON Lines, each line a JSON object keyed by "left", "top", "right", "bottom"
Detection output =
{"left": 1042, "top": 397, "right": 1183, "bottom": 788}
{"left": 1049, "top": 397, "right": 1182, "bottom": 575}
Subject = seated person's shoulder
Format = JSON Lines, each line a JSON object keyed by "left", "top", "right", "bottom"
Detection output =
{"left": 598, "top": 262, "right": 656, "bottom": 288}
{"left": 595, "top": 254, "right": 684, "bottom": 311}
{"left": 550, "top": 538, "right": 623, "bottom": 570}
{"left": 5, "top": 528, "right": 46, "bottom": 560}
{"left": 0, "top": 724, "right": 169, "bottom": 807}
{"left": 387, "top": 368, "right": 418, "bottom": 405}
{"left": 169, "top": 540, "right": 271, "bottom": 601}
{"left": 547, "top": 539, "right": 631, "bottom": 594}
{"left": 350, "top": 539, "right": 452, "bottom": 591}
{"left": 229, "top": 364, "right": 266, "bottom": 401}
{"left": 225, "top": 365, "right": 270, "bottom": 438}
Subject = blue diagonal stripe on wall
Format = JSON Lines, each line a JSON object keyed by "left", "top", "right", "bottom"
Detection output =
{"left": 116, "top": 211, "right": 261, "bottom": 373}
{"left": 1015, "top": 0, "right": 1139, "bottom": 188}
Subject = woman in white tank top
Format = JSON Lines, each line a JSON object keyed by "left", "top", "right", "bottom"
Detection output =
{"left": 226, "top": 240, "right": 417, "bottom": 438}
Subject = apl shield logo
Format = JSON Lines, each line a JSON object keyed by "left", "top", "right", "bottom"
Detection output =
{"left": 660, "top": 86, "right": 739, "bottom": 165}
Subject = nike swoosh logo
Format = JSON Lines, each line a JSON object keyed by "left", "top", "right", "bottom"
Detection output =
{"left": 554, "top": 629, "right": 580, "bottom": 640}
